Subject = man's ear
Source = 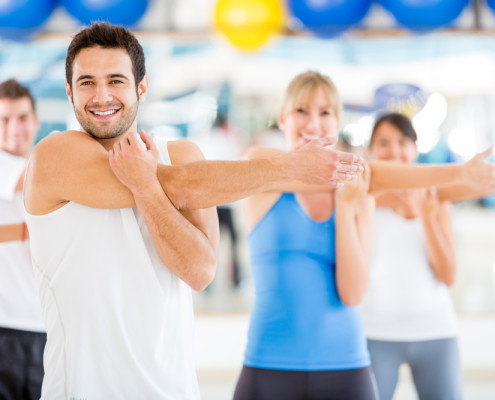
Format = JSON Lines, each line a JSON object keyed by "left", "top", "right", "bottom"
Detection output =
{"left": 137, "top": 76, "right": 149, "bottom": 103}
{"left": 65, "top": 80, "right": 73, "bottom": 105}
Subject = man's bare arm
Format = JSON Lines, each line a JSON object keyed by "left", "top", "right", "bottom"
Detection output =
{"left": 24, "top": 130, "right": 364, "bottom": 215}
{"left": 109, "top": 132, "right": 219, "bottom": 291}
{"left": 159, "top": 140, "right": 364, "bottom": 210}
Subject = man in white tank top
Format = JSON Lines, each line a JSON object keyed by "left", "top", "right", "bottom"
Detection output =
{"left": 23, "top": 23, "right": 364, "bottom": 399}
{"left": 0, "top": 79, "right": 46, "bottom": 400}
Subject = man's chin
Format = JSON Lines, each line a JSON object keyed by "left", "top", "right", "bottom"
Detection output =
{"left": 86, "top": 129, "right": 123, "bottom": 140}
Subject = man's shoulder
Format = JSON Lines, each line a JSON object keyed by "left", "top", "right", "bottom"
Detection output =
{"left": 36, "top": 130, "right": 90, "bottom": 147}
{"left": 32, "top": 130, "right": 99, "bottom": 160}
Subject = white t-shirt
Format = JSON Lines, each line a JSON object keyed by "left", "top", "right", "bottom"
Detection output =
{"left": 0, "top": 150, "right": 45, "bottom": 332}
{"left": 25, "top": 138, "right": 199, "bottom": 400}
{"left": 360, "top": 208, "right": 458, "bottom": 341}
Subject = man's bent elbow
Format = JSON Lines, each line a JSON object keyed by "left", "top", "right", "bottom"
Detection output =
{"left": 188, "top": 248, "right": 217, "bottom": 291}
{"left": 190, "top": 264, "right": 216, "bottom": 292}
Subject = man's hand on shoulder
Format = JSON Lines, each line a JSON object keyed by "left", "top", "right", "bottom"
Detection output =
{"left": 109, "top": 130, "right": 160, "bottom": 194}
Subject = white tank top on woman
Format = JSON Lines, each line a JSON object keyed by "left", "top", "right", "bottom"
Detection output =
{"left": 25, "top": 138, "right": 199, "bottom": 400}
{"left": 360, "top": 208, "right": 458, "bottom": 341}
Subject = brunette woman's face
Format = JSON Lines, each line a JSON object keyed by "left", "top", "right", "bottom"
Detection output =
{"left": 279, "top": 87, "right": 339, "bottom": 151}
{"left": 370, "top": 121, "right": 417, "bottom": 163}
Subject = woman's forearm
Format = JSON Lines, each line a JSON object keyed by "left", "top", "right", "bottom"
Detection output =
{"left": 370, "top": 148, "right": 495, "bottom": 194}
{"left": 369, "top": 161, "right": 463, "bottom": 193}
{"left": 335, "top": 200, "right": 371, "bottom": 306}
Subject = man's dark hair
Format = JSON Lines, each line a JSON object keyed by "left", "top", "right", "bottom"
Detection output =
{"left": 65, "top": 22, "right": 146, "bottom": 91}
{"left": 0, "top": 79, "right": 36, "bottom": 111}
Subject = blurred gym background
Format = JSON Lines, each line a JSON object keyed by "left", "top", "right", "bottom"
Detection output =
{"left": 1, "top": 0, "right": 494, "bottom": 398}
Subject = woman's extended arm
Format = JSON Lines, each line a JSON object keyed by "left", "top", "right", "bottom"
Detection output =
{"left": 369, "top": 147, "right": 495, "bottom": 194}
{"left": 335, "top": 165, "right": 375, "bottom": 306}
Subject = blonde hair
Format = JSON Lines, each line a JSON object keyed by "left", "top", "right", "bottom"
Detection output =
{"left": 280, "top": 71, "right": 341, "bottom": 123}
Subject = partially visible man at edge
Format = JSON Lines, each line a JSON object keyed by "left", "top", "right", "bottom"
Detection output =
{"left": 0, "top": 79, "right": 46, "bottom": 400}
{"left": 22, "top": 22, "right": 364, "bottom": 399}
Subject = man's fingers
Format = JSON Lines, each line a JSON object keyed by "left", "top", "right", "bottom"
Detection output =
{"left": 127, "top": 131, "right": 139, "bottom": 147}
{"left": 113, "top": 140, "right": 122, "bottom": 154}
{"left": 329, "top": 180, "right": 344, "bottom": 188}
{"left": 335, "top": 151, "right": 365, "bottom": 167}
{"left": 139, "top": 129, "right": 152, "bottom": 150}
{"left": 317, "top": 136, "right": 338, "bottom": 147}
{"left": 336, "top": 161, "right": 363, "bottom": 174}
{"left": 332, "top": 171, "right": 358, "bottom": 182}
{"left": 140, "top": 129, "right": 158, "bottom": 153}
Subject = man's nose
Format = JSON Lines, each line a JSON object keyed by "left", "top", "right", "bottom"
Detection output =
{"left": 93, "top": 85, "right": 113, "bottom": 104}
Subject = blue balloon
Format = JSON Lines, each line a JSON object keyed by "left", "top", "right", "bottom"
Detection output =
{"left": 379, "top": 0, "right": 469, "bottom": 30}
{"left": 0, "top": 0, "right": 59, "bottom": 40}
{"left": 488, "top": 0, "right": 495, "bottom": 13}
{"left": 62, "top": 0, "right": 149, "bottom": 26}
{"left": 287, "top": 0, "right": 372, "bottom": 38}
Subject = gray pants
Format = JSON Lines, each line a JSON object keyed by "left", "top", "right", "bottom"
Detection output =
{"left": 367, "top": 337, "right": 463, "bottom": 400}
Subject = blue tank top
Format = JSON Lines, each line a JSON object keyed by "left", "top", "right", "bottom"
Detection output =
{"left": 244, "top": 193, "right": 370, "bottom": 370}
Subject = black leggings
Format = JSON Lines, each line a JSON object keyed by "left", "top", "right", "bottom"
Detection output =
{"left": 233, "top": 365, "right": 376, "bottom": 400}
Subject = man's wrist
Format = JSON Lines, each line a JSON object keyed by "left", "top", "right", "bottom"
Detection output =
{"left": 454, "top": 163, "right": 466, "bottom": 186}
{"left": 270, "top": 152, "right": 295, "bottom": 182}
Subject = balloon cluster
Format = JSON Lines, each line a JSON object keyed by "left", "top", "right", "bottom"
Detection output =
{"left": 0, "top": 0, "right": 149, "bottom": 40}
{"left": 214, "top": 0, "right": 473, "bottom": 51}
{"left": 0, "top": 0, "right": 480, "bottom": 45}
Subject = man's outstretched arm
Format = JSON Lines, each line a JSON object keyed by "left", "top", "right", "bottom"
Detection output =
{"left": 24, "top": 130, "right": 363, "bottom": 215}
{"left": 156, "top": 137, "right": 364, "bottom": 210}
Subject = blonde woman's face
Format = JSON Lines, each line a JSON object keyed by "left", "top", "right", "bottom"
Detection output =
{"left": 279, "top": 87, "right": 339, "bottom": 151}
{"left": 370, "top": 121, "right": 417, "bottom": 163}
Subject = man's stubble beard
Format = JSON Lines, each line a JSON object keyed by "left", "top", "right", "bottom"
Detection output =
{"left": 73, "top": 99, "right": 139, "bottom": 140}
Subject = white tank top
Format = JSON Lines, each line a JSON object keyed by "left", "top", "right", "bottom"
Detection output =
{"left": 0, "top": 151, "right": 44, "bottom": 332}
{"left": 360, "top": 208, "right": 458, "bottom": 341}
{"left": 25, "top": 138, "right": 200, "bottom": 399}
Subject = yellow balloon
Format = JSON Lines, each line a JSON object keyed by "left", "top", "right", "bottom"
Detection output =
{"left": 214, "top": 0, "right": 285, "bottom": 51}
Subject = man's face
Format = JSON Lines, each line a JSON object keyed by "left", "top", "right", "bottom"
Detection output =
{"left": 0, "top": 97, "right": 38, "bottom": 158}
{"left": 66, "top": 46, "right": 147, "bottom": 142}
